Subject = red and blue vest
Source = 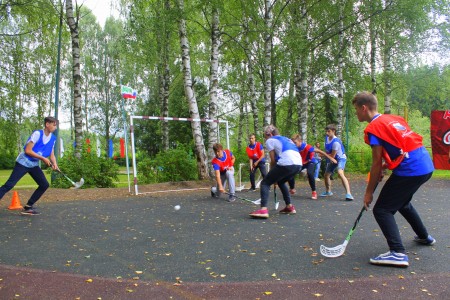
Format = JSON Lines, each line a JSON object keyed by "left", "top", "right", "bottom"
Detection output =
{"left": 246, "top": 142, "right": 263, "bottom": 160}
{"left": 211, "top": 149, "right": 234, "bottom": 172}
{"left": 364, "top": 114, "right": 423, "bottom": 170}
{"left": 297, "top": 142, "right": 316, "bottom": 165}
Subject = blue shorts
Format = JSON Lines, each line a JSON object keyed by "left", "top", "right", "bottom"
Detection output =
{"left": 325, "top": 157, "right": 347, "bottom": 174}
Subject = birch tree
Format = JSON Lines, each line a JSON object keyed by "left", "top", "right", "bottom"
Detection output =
{"left": 242, "top": 13, "right": 260, "bottom": 136}
{"left": 65, "top": 0, "right": 83, "bottom": 157}
{"left": 336, "top": 0, "right": 345, "bottom": 136}
{"left": 207, "top": 3, "right": 220, "bottom": 167}
{"left": 263, "top": 0, "right": 273, "bottom": 126}
{"left": 293, "top": 0, "right": 309, "bottom": 140}
{"left": 177, "top": 0, "right": 209, "bottom": 179}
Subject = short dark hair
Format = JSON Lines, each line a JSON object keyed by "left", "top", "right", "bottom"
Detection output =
{"left": 212, "top": 143, "right": 223, "bottom": 152}
{"left": 44, "top": 116, "right": 58, "bottom": 125}
{"left": 325, "top": 124, "right": 336, "bottom": 132}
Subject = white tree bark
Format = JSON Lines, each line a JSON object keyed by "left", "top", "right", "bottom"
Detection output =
{"left": 243, "top": 15, "right": 260, "bottom": 136}
{"left": 208, "top": 5, "right": 220, "bottom": 170}
{"left": 178, "top": 0, "right": 209, "bottom": 179}
{"left": 263, "top": 0, "right": 273, "bottom": 126}
{"left": 383, "top": 43, "right": 392, "bottom": 114}
{"left": 65, "top": 0, "right": 83, "bottom": 158}
{"left": 336, "top": 0, "right": 345, "bottom": 137}
{"left": 294, "top": 1, "right": 309, "bottom": 140}
{"left": 369, "top": 0, "right": 378, "bottom": 94}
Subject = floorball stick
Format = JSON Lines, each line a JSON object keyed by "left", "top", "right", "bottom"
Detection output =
{"left": 320, "top": 183, "right": 378, "bottom": 258}
{"left": 319, "top": 206, "right": 365, "bottom": 258}
{"left": 223, "top": 191, "right": 261, "bottom": 205}
{"left": 55, "top": 168, "right": 84, "bottom": 189}
{"left": 274, "top": 184, "right": 279, "bottom": 210}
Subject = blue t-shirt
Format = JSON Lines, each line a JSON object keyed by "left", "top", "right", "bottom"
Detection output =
{"left": 368, "top": 134, "right": 434, "bottom": 176}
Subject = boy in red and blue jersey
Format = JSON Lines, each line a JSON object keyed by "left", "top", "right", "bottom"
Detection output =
{"left": 353, "top": 92, "right": 435, "bottom": 268}
{"left": 211, "top": 143, "right": 236, "bottom": 202}
{"left": 289, "top": 134, "right": 336, "bottom": 199}
{"left": 246, "top": 134, "right": 267, "bottom": 191}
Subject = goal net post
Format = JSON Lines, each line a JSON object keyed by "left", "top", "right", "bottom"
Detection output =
{"left": 129, "top": 115, "right": 229, "bottom": 195}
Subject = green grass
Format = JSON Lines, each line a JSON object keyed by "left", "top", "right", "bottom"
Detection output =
{"left": 0, "top": 169, "right": 131, "bottom": 189}
{"left": 432, "top": 169, "right": 450, "bottom": 179}
{"left": 1, "top": 168, "right": 449, "bottom": 189}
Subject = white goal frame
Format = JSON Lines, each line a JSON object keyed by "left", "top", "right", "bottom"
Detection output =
{"left": 129, "top": 115, "right": 229, "bottom": 195}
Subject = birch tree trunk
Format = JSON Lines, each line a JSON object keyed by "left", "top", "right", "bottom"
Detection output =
{"left": 286, "top": 63, "right": 295, "bottom": 135}
{"left": 243, "top": 16, "right": 259, "bottom": 136}
{"left": 263, "top": 0, "right": 272, "bottom": 126}
{"left": 369, "top": 0, "right": 378, "bottom": 94}
{"left": 177, "top": 0, "right": 209, "bottom": 180}
{"left": 66, "top": 0, "right": 83, "bottom": 158}
{"left": 382, "top": 1, "right": 392, "bottom": 114}
{"left": 294, "top": 1, "right": 309, "bottom": 140}
{"left": 309, "top": 50, "right": 317, "bottom": 140}
{"left": 383, "top": 43, "right": 392, "bottom": 114}
{"left": 336, "top": 0, "right": 345, "bottom": 137}
{"left": 158, "top": 0, "right": 171, "bottom": 151}
{"left": 208, "top": 5, "right": 220, "bottom": 169}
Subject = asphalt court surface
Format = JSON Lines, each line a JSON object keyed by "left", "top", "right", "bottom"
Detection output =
{"left": 0, "top": 177, "right": 449, "bottom": 299}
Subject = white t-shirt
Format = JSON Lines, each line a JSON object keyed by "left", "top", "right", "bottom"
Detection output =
{"left": 265, "top": 137, "right": 302, "bottom": 166}
{"left": 29, "top": 130, "right": 53, "bottom": 145}
{"left": 16, "top": 130, "right": 54, "bottom": 168}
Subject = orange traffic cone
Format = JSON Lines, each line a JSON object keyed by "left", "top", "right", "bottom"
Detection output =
{"left": 8, "top": 191, "right": 23, "bottom": 210}
{"left": 365, "top": 172, "right": 370, "bottom": 183}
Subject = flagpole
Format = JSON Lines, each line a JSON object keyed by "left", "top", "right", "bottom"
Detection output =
{"left": 120, "top": 85, "right": 132, "bottom": 193}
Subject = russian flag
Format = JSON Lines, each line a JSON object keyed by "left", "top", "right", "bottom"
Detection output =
{"left": 121, "top": 85, "right": 137, "bottom": 99}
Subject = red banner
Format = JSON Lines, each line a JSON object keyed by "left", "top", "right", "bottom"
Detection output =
{"left": 86, "top": 138, "right": 91, "bottom": 153}
{"left": 120, "top": 138, "right": 125, "bottom": 158}
{"left": 430, "top": 110, "right": 450, "bottom": 170}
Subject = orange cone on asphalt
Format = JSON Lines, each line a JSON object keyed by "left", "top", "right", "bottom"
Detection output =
{"left": 8, "top": 191, "right": 23, "bottom": 210}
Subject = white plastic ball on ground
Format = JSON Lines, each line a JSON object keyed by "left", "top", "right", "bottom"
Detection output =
{"left": 174, "top": 205, "right": 181, "bottom": 210}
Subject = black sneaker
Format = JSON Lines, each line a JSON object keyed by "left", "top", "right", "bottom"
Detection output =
{"left": 227, "top": 195, "right": 236, "bottom": 202}
{"left": 20, "top": 207, "right": 40, "bottom": 216}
